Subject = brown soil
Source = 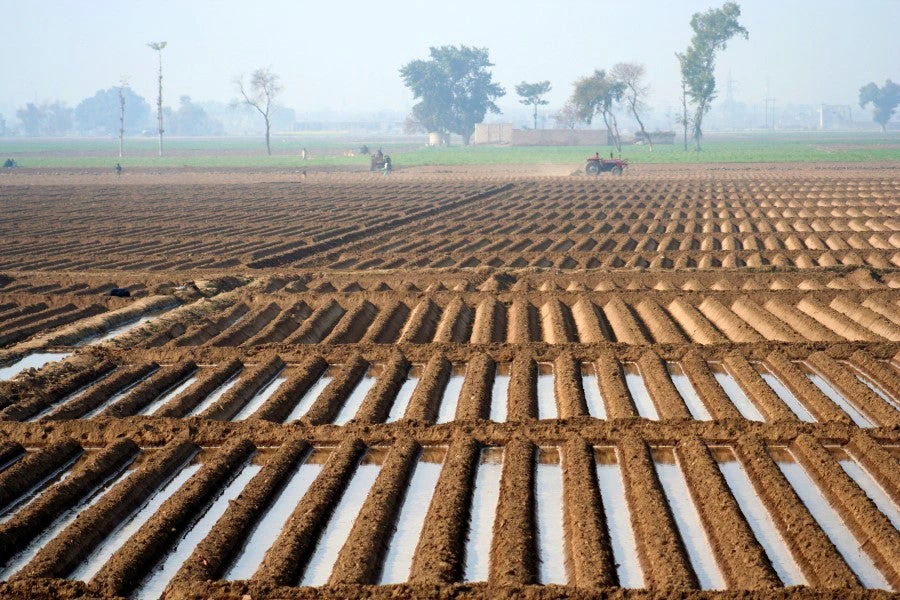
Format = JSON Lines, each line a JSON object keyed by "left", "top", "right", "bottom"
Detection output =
{"left": 0, "top": 164, "right": 897, "bottom": 599}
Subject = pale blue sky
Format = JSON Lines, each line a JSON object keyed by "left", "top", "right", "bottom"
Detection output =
{"left": 1, "top": 0, "right": 897, "bottom": 119}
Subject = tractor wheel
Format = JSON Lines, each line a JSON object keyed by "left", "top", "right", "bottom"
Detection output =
{"left": 585, "top": 162, "right": 601, "bottom": 176}
{"left": 610, "top": 166, "right": 623, "bottom": 176}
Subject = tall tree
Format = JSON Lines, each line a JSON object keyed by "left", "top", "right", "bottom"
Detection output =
{"left": 74, "top": 87, "right": 150, "bottom": 135}
{"left": 611, "top": 62, "right": 653, "bottom": 151}
{"left": 678, "top": 2, "right": 748, "bottom": 150}
{"left": 675, "top": 53, "right": 691, "bottom": 151}
{"left": 400, "top": 45, "right": 505, "bottom": 145}
{"left": 515, "top": 80, "right": 552, "bottom": 129}
{"left": 236, "top": 68, "right": 282, "bottom": 155}
{"left": 147, "top": 41, "right": 167, "bottom": 156}
{"left": 859, "top": 80, "right": 900, "bottom": 133}
{"left": 571, "top": 69, "right": 625, "bottom": 153}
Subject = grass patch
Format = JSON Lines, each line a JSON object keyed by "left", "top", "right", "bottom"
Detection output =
{"left": 0, "top": 132, "right": 897, "bottom": 169}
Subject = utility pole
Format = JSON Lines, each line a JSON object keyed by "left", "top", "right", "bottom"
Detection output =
{"left": 118, "top": 78, "right": 127, "bottom": 159}
{"left": 147, "top": 41, "right": 167, "bottom": 157}
{"left": 763, "top": 98, "right": 776, "bottom": 129}
{"left": 726, "top": 71, "right": 738, "bottom": 131}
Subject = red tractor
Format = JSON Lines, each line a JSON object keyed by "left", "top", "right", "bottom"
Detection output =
{"left": 585, "top": 155, "right": 628, "bottom": 176}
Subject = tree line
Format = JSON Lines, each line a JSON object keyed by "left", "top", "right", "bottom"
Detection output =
{"left": 4, "top": 2, "right": 898, "bottom": 154}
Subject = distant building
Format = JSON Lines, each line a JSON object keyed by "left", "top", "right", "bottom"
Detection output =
{"left": 473, "top": 123, "right": 612, "bottom": 146}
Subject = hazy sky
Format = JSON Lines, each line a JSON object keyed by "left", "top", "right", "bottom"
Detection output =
{"left": 2, "top": 0, "right": 898, "bottom": 121}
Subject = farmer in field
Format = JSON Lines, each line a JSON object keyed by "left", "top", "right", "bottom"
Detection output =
{"left": 382, "top": 155, "right": 392, "bottom": 175}
{"left": 115, "top": 163, "right": 122, "bottom": 178}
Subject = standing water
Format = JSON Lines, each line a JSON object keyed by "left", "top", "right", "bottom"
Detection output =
{"left": 489, "top": 363, "right": 510, "bottom": 422}
{"left": 436, "top": 364, "right": 466, "bottom": 424}
{"left": 594, "top": 447, "right": 643, "bottom": 588}
{"left": 140, "top": 374, "right": 199, "bottom": 416}
{"left": 284, "top": 366, "right": 338, "bottom": 422}
{"left": 798, "top": 362, "right": 874, "bottom": 428}
{"left": 581, "top": 363, "right": 607, "bottom": 419}
{"left": 752, "top": 362, "right": 816, "bottom": 422}
{"left": 71, "top": 458, "right": 202, "bottom": 581}
{"left": 838, "top": 361, "right": 900, "bottom": 411}
{"left": 652, "top": 447, "right": 726, "bottom": 590}
{"left": 463, "top": 447, "right": 503, "bottom": 582}
{"left": 233, "top": 370, "right": 287, "bottom": 421}
{"left": 711, "top": 446, "right": 805, "bottom": 586}
{"left": 378, "top": 447, "right": 445, "bottom": 584}
{"left": 0, "top": 456, "right": 136, "bottom": 580}
{"left": 133, "top": 461, "right": 262, "bottom": 599}
{"left": 708, "top": 362, "right": 765, "bottom": 422}
{"left": 826, "top": 446, "right": 900, "bottom": 530}
{"left": 667, "top": 362, "right": 711, "bottom": 420}
{"left": 299, "top": 448, "right": 386, "bottom": 586}
{"left": 1, "top": 452, "right": 82, "bottom": 522}
{"left": 332, "top": 366, "right": 381, "bottom": 425}
{"left": 188, "top": 373, "right": 241, "bottom": 417}
{"left": 623, "top": 363, "right": 659, "bottom": 420}
{"left": 225, "top": 448, "right": 330, "bottom": 580}
{"left": 0, "top": 353, "right": 71, "bottom": 381}
{"left": 536, "top": 364, "right": 558, "bottom": 420}
{"left": 770, "top": 446, "right": 891, "bottom": 590}
{"left": 386, "top": 365, "right": 422, "bottom": 423}
{"left": 535, "top": 446, "right": 566, "bottom": 584}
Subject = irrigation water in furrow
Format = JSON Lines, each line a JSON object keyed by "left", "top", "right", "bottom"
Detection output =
{"left": 133, "top": 461, "right": 262, "bottom": 599}
{"left": 233, "top": 370, "right": 287, "bottom": 420}
{"left": 623, "top": 362, "right": 659, "bottom": 420}
{"left": 332, "top": 366, "right": 380, "bottom": 425}
{"left": 652, "top": 447, "right": 726, "bottom": 590}
{"left": 378, "top": 447, "right": 443, "bottom": 584}
{"left": 752, "top": 362, "right": 816, "bottom": 422}
{"left": 489, "top": 363, "right": 510, "bottom": 422}
{"left": 284, "top": 366, "right": 338, "bottom": 422}
{"left": 711, "top": 446, "right": 806, "bottom": 586}
{"left": 224, "top": 448, "right": 329, "bottom": 580}
{"left": 667, "top": 362, "right": 711, "bottom": 420}
{"left": 71, "top": 460, "right": 202, "bottom": 582}
{"left": 188, "top": 374, "right": 241, "bottom": 417}
{"left": 579, "top": 363, "right": 606, "bottom": 419}
{"left": 536, "top": 363, "right": 557, "bottom": 420}
{"left": 839, "top": 361, "right": 900, "bottom": 410}
{"left": 827, "top": 446, "right": 900, "bottom": 530}
{"left": 385, "top": 365, "right": 422, "bottom": 423}
{"left": 0, "top": 353, "right": 71, "bottom": 381}
{"left": 436, "top": 365, "right": 466, "bottom": 424}
{"left": 534, "top": 447, "right": 566, "bottom": 585}
{"left": 463, "top": 447, "right": 503, "bottom": 582}
{"left": 594, "top": 447, "right": 643, "bottom": 588}
{"left": 299, "top": 449, "right": 384, "bottom": 586}
{"left": 708, "top": 362, "right": 765, "bottom": 422}
{"left": 799, "top": 363, "right": 875, "bottom": 427}
{"left": 770, "top": 446, "right": 891, "bottom": 590}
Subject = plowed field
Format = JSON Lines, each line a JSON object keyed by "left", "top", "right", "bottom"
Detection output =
{"left": 0, "top": 164, "right": 897, "bottom": 599}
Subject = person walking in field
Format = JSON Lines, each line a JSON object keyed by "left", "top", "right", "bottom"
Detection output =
{"left": 115, "top": 163, "right": 122, "bottom": 178}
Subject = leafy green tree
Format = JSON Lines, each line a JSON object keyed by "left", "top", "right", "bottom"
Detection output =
{"left": 236, "top": 67, "right": 282, "bottom": 155}
{"left": 678, "top": 2, "right": 748, "bottom": 150}
{"left": 16, "top": 102, "right": 73, "bottom": 136}
{"left": 611, "top": 62, "right": 653, "bottom": 151}
{"left": 515, "top": 80, "right": 551, "bottom": 129}
{"left": 859, "top": 80, "right": 900, "bottom": 133}
{"left": 400, "top": 45, "right": 505, "bottom": 145}
{"left": 75, "top": 87, "right": 150, "bottom": 135}
{"left": 571, "top": 69, "right": 625, "bottom": 152}
{"left": 165, "top": 96, "right": 225, "bottom": 136}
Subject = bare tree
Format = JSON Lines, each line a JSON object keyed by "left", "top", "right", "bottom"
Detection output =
{"left": 117, "top": 79, "right": 127, "bottom": 158}
{"left": 147, "top": 41, "right": 167, "bottom": 156}
{"left": 236, "top": 68, "right": 283, "bottom": 155}
{"left": 553, "top": 102, "right": 582, "bottom": 130}
{"left": 612, "top": 62, "right": 653, "bottom": 151}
